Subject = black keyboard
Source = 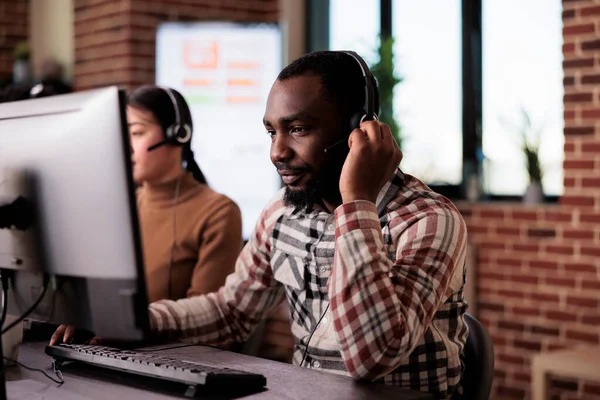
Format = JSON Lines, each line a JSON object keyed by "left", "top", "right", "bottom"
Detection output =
{"left": 45, "top": 344, "right": 267, "bottom": 390}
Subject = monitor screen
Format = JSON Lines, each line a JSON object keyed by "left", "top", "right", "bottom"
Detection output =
{"left": 156, "top": 22, "right": 283, "bottom": 240}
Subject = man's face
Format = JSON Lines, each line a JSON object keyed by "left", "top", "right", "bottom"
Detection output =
{"left": 263, "top": 74, "right": 349, "bottom": 211}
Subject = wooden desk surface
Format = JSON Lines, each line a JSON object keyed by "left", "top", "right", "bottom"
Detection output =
{"left": 6, "top": 342, "right": 433, "bottom": 400}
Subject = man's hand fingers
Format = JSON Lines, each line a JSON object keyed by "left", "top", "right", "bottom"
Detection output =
{"left": 50, "top": 325, "right": 67, "bottom": 345}
{"left": 360, "top": 120, "right": 383, "bottom": 143}
{"left": 348, "top": 128, "right": 368, "bottom": 150}
{"left": 64, "top": 325, "right": 76, "bottom": 343}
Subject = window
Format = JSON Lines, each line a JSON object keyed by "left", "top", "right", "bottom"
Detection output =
{"left": 316, "top": 0, "right": 564, "bottom": 199}
{"left": 329, "top": 0, "right": 380, "bottom": 64}
{"left": 482, "top": 0, "right": 564, "bottom": 196}
{"left": 392, "top": 1, "right": 463, "bottom": 185}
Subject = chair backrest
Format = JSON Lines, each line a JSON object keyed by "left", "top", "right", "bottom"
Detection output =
{"left": 456, "top": 313, "right": 495, "bottom": 400}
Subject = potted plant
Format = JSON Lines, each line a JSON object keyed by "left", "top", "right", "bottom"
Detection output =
{"left": 500, "top": 108, "right": 544, "bottom": 203}
{"left": 369, "top": 36, "right": 402, "bottom": 148}
{"left": 13, "top": 41, "right": 31, "bottom": 84}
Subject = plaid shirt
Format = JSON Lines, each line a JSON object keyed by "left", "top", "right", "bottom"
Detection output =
{"left": 149, "top": 169, "right": 469, "bottom": 399}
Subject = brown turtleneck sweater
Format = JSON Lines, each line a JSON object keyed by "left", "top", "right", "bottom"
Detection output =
{"left": 137, "top": 173, "right": 242, "bottom": 303}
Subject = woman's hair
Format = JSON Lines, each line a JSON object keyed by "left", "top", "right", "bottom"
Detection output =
{"left": 127, "top": 85, "right": 207, "bottom": 185}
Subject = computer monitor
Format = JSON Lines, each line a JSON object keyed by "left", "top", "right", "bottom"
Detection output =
{"left": 0, "top": 87, "right": 149, "bottom": 341}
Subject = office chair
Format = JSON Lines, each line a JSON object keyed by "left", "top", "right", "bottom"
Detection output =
{"left": 454, "top": 313, "right": 495, "bottom": 400}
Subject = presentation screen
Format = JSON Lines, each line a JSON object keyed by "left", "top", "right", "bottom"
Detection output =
{"left": 156, "top": 22, "right": 283, "bottom": 240}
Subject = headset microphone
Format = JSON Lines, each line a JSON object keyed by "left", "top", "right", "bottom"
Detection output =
{"left": 147, "top": 140, "right": 168, "bottom": 152}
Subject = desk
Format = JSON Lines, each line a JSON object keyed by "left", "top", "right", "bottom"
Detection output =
{"left": 6, "top": 342, "right": 433, "bottom": 400}
{"left": 531, "top": 346, "right": 600, "bottom": 400}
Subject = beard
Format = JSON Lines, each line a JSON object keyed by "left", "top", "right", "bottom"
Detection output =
{"left": 280, "top": 144, "right": 348, "bottom": 213}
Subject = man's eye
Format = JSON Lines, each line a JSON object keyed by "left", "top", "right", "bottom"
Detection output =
{"left": 290, "top": 127, "right": 306, "bottom": 134}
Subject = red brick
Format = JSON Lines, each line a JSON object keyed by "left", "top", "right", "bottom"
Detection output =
{"left": 497, "top": 258, "right": 524, "bottom": 268}
{"left": 547, "top": 343, "right": 568, "bottom": 351}
{"left": 566, "top": 329, "right": 599, "bottom": 343}
{"left": 565, "top": 263, "right": 597, "bottom": 273}
{"left": 547, "top": 310, "right": 578, "bottom": 322}
{"left": 531, "top": 325, "right": 560, "bottom": 337}
{"left": 511, "top": 211, "right": 538, "bottom": 221}
{"left": 564, "top": 177, "right": 577, "bottom": 189}
{"left": 581, "top": 177, "right": 600, "bottom": 187}
{"left": 514, "top": 339, "right": 542, "bottom": 351}
{"left": 563, "top": 42, "right": 576, "bottom": 55}
{"left": 496, "top": 227, "right": 521, "bottom": 235}
{"left": 564, "top": 126, "right": 596, "bottom": 136}
{"left": 564, "top": 110, "right": 577, "bottom": 121}
{"left": 564, "top": 159, "right": 595, "bottom": 170}
{"left": 479, "top": 209, "right": 505, "bottom": 219}
{"left": 582, "top": 39, "right": 600, "bottom": 50}
{"left": 546, "top": 245, "right": 575, "bottom": 255}
{"left": 567, "top": 295, "right": 598, "bottom": 308}
{"left": 584, "top": 382, "right": 600, "bottom": 395}
{"left": 533, "top": 292, "right": 560, "bottom": 303}
{"left": 563, "top": 8, "right": 577, "bottom": 20}
{"left": 545, "top": 276, "right": 577, "bottom": 288}
{"left": 582, "top": 74, "right": 600, "bottom": 84}
{"left": 497, "top": 353, "right": 525, "bottom": 365}
{"left": 563, "top": 229, "right": 595, "bottom": 240}
{"left": 513, "top": 371, "right": 530, "bottom": 383}
{"left": 496, "top": 385, "right": 525, "bottom": 398}
{"left": 530, "top": 260, "right": 559, "bottom": 271}
{"left": 479, "top": 271, "right": 506, "bottom": 281}
{"left": 514, "top": 243, "right": 541, "bottom": 252}
{"left": 564, "top": 23, "right": 595, "bottom": 36}
{"left": 498, "top": 289, "right": 525, "bottom": 299}
{"left": 581, "top": 142, "right": 600, "bottom": 153}
{"left": 564, "top": 75, "right": 576, "bottom": 86}
{"left": 564, "top": 57, "right": 595, "bottom": 69}
{"left": 581, "top": 5, "right": 600, "bottom": 16}
{"left": 479, "top": 301, "right": 505, "bottom": 313}
{"left": 480, "top": 241, "right": 506, "bottom": 250}
{"left": 509, "top": 274, "right": 539, "bottom": 284}
{"left": 581, "top": 280, "right": 600, "bottom": 290}
{"left": 561, "top": 195, "right": 595, "bottom": 207}
{"left": 513, "top": 306, "right": 540, "bottom": 317}
{"left": 581, "top": 246, "right": 600, "bottom": 257}
{"left": 581, "top": 314, "right": 600, "bottom": 325}
{"left": 498, "top": 320, "right": 525, "bottom": 332}
{"left": 543, "top": 211, "right": 573, "bottom": 223}
{"left": 551, "top": 378, "right": 579, "bottom": 392}
{"left": 465, "top": 224, "right": 490, "bottom": 234}
{"left": 493, "top": 369, "right": 506, "bottom": 379}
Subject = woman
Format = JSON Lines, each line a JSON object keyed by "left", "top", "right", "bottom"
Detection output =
{"left": 128, "top": 85, "right": 242, "bottom": 301}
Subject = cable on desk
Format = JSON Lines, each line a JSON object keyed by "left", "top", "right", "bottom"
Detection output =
{"left": 3, "top": 357, "right": 64, "bottom": 386}
{"left": 2, "top": 276, "right": 49, "bottom": 335}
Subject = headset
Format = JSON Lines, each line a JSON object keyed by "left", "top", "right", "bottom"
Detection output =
{"left": 323, "top": 51, "right": 379, "bottom": 154}
{"left": 147, "top": 87, "right": 193, "bottom": 151}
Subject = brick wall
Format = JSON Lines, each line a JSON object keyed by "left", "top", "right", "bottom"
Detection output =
{"left": 461, "top": 1, "right": 600, "bottom": 399}
{"left": 74, "top": 0, "right": 279, "bottom": 91}
{"left": 0, "top": 0, "right": 28, "bottom": 84}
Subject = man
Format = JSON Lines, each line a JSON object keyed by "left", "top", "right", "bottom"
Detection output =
{"left": 53, "top": 51, "right": 468, "bottom": 398}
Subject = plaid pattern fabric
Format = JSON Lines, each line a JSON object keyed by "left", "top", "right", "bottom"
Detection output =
{"left": 149, "top": 169, "right": 469, "bottom": 399}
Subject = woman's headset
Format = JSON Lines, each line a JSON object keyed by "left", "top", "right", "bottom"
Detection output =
{"left": 147, "top": 87, "right": 192, "bottom": 151}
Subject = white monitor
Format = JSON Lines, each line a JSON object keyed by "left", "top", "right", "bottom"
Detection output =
{"left": 156, "top": 22, "right": 283, "bottom": 240}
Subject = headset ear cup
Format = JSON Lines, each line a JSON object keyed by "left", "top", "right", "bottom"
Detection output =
{"left": 176, "top": 124, "right": 192, "bottom": 145}
{"left": 349, "top": 111, "right": 365, "bottom": 131}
